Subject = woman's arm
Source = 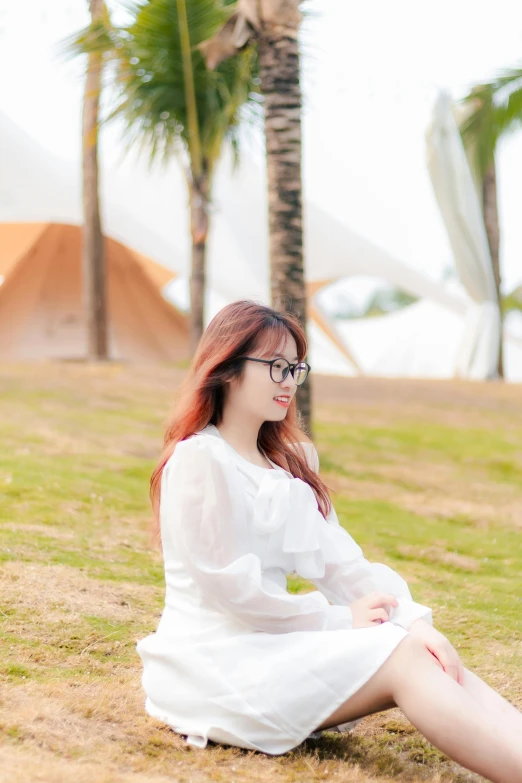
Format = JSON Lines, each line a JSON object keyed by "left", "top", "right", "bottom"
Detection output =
{"left": 301, "top": 441, "right": 433, "bottom": 631}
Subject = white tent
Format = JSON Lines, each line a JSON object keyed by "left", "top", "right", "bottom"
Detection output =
{"left": 2, "top": 107, "right": 522, "bottom": 378}
{"left": 208, "top": 147, "right": 522, "bottom": 381}
{"left": 334, "top": 294, "right": 465, "bottom": 379}
{"left": 2, "top": 0, "right": 522, "bottom": 379}
{"left": 0, "top": 111, "right": 357, "bottom": 371}
{"left": 95, "top": 131, "right": 483, "bottom": 379}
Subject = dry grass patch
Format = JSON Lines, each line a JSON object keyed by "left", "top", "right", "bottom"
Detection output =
{"left": 2, "top": 362, "right": 522, "bottom": 782}
{"left": 396, "top": 545, "right": 480, "bottom": 572}
{"left": 0, "top": 561, "right": 160, "bottom": 624}
{"left": 0, "top": 682, "right": 478, "bottom": 783}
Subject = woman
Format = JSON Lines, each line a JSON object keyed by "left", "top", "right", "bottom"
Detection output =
{"left": 137, "top": 300, "right": 522, "bottom": 782}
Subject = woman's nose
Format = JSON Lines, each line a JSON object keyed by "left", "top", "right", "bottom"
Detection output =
{"left": 281, "top": 373, "right": 297, "bottom": 391}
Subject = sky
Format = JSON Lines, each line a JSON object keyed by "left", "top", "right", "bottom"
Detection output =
{"left": 1, "top": 0, "right": 522, "bottom": 297}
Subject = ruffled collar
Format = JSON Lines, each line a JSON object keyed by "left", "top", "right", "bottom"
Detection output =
{"left": 198, "top": 423, "right": 292, "bottom": 476}
{"left": 196, "top": 423, "right": 360, "bottom": 580}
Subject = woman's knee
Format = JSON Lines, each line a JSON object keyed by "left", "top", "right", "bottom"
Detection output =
{"left": 385, "top": 633, "right": 440, "bottom": 685}
{"left": 393, "top": 632, "right": 427, "bottom": 658}
{"left": 317, "top": 634, "right": 437, "bottom": 732}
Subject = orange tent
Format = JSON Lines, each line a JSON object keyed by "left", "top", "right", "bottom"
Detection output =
{"left": 0, "top": 223, "right": 189, "bottom": 362}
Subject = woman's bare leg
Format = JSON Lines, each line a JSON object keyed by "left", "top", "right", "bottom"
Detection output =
{"left": 460, "top": 667, "right": 522, "bottom": 741}
{"left": 317, "top": 635, "right": 522, "bottom": 783}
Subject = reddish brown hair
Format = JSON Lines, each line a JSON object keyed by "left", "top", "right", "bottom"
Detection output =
{"left": 149, "top": 300, "right": 333, "bottom": 547}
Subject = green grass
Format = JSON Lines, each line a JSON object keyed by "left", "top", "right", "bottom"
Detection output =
{"left": 316, "top": 419, "right": 522, "bottom": 486}
{"left": 1, "top": 363, "right": 522, "bottom": 782}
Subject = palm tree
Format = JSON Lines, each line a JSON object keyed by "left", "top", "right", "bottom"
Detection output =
{"left": 64, "top": 0, "right": 258, "bottom": 352}
{"left": 459, "top": 66, "right": 522, "bottom": 378}
{"left": 83, "top": 0, "right": 109, "bottom": 361}
{"left": 200, "top": 1, "right": 312, "bottom": 436}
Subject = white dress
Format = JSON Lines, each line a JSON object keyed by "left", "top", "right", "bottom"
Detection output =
{"left": 136, "top": 423, "right": 433, "bottom": 755}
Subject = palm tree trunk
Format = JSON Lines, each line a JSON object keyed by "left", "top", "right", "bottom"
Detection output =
{"left": 82, "top": 0, "right": 108, "bottom": 361}
{"left": 257, "top": 28, "right": 312, "bottom": 437}
{"left": 177, "top": 0, "right": 208, "bottom": 353}
{"left": 482, "top": 159, "right": 504, "bottom": 378}
{"left": 189, "top": 170, "right": 210, "bottom": 351}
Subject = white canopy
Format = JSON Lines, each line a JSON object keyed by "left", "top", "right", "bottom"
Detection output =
{"left": 0, "top": 111, "right": 357, "bottom": 371}
{"left": 2, "top": 107, "right": 521, "bottom": 379}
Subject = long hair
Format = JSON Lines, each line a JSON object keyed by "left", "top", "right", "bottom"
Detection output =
{"left": 149, "top": 300, "right": 333, "bottom": 548}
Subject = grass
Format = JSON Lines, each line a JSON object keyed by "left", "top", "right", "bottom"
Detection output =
{"left": 1, "top": 362, "right": 522, "bottom": 782}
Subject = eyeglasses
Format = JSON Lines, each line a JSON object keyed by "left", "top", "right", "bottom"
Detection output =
{"left": 243, "top": 357, "right": 311, "bottom": 386}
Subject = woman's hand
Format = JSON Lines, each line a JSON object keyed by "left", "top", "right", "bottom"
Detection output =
{"left": 408, "top": 618, "right": 465, "bottom": 685}
{"left": 350, "top": 591, "right": 399, "bottom": 629}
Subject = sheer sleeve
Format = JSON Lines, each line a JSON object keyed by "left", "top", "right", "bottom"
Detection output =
{"left": 301, "top": 442, "right": 433, "bottom": 631}
{"left": 160, "top": 435, "right": 354, "bottom": 634}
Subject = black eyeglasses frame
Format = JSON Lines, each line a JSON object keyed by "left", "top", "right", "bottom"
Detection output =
{"left": 243, "top": 357, "right": 311, "bottom": 386}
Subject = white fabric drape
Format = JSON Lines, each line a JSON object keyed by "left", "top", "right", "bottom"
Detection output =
{"left": 426, "top": 90, "right": 501, "bottom": 379}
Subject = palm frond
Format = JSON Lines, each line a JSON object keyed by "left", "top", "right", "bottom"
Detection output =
{"left": 60, "top": 0, "right": 260, "bottom": 174}
{"left": 459, "top": 65, "right": 522, "bottom": 176}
